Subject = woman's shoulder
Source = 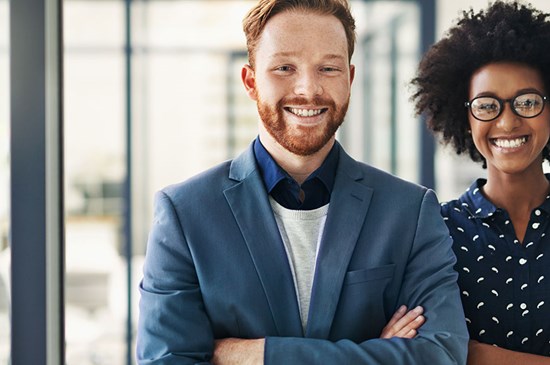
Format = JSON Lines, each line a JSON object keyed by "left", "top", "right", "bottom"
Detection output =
{"left": 440, "top": 194, "right": 469, "bottom": 219}
{"left": 440, "top": 179, "right": 489, "bottom": 218}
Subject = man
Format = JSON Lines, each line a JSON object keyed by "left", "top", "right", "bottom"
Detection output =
{"left": 136, "top": 0, "right": 468, "bottom": 364}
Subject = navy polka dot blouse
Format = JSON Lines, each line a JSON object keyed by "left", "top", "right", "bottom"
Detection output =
{"left": 442, "top": 178, "right": 550, "bottom": 356}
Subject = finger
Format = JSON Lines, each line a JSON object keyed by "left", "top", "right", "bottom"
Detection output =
{"left": 391, "top": 305, "right": 408, "bottom": 321}
{"left": 413, "top": 313, "right": 425, "bottom": 329}
{"left": 386, "top": 305, "right": 407, "bottom": 328}
{"left": 403, "top": 328, "right": 417, "bottom": 339}
{"left": 393, "top": 311, "right": 424, "bottom": 337}
{"left": 381, "top": 305, "right": 408, "bottom": 338}
{"left": 409, "top": 305, "right": 424, "bottom": 317}
{"left": 382, "top": 307, "right": 418, "bottom": 338}
{"left": 405, "top": 306, "right": 424, "bottom": 324}
{"left": 392, "top": 306, "right": 423, "bottom": 330}
{"left": 395, "top": 315, "right": 425, "bottom": 337}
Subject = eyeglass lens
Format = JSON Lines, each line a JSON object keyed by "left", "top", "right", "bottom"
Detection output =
{"left": 470, "top": 93, "right": 545, "bottom": 121}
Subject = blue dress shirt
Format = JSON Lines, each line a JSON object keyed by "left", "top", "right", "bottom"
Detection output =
{"left": 441, "top": 178, "right": 550, "bottom": 356}
{"left": 253, "top": 137, "right": 338, "bottom": 210}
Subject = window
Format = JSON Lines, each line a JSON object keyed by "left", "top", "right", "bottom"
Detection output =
{"left": 10, "top": 1, "right": 430, "bottom": 364}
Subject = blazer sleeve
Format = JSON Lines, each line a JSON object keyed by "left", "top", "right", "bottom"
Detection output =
{"left": 136, "top": 191, "right": 213, "bottom": 365}
{"left": 264, "top": 189, "right": 469, "bottom": 364}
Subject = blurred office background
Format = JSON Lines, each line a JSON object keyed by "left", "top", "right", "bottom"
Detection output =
{"left": 2, "top": 0, "right": 550, "bottom": 364}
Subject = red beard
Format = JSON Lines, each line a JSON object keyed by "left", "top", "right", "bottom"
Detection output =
{"left": 257, "top": 95, "right": 349, "bottom": 156}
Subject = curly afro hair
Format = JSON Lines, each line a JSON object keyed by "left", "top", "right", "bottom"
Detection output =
{"left": 411, "top": 1, "right": 550, "bottom": 167}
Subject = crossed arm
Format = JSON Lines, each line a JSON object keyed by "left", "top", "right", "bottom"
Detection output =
{"left": 212, "top": 308, "right": 550, "bottom": 365}
{"left": 212, "top": 305, "right": 425, "bottom": 365}
{"left": 211, "top": 306, "right": 550, "bottom": 365}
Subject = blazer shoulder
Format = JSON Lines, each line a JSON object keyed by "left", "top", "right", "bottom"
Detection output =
{"left": 160, "top": 159, "right": 234, "bottom": 203}
{"left": 162, "top": 142, "right": 257, "bottom": 197}
{"left": 352, "top": 159, "right": 429, "bottom": 196}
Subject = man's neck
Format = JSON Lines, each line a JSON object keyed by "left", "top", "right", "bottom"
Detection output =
{"left": 258, "top": 129, "right": 335, "bottom": 185}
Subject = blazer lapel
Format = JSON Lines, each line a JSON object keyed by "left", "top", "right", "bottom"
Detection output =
{"left": 223, "top": 145, "right": 303, "bottom": 337}
{"left": 306, "top": 148, "right": 373, "bottom": 338}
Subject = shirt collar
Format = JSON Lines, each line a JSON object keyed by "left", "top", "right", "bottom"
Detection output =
{"left": 463, "top": 174, "right": 550, "bottom": 218}
{"left": 253, "top": 136, "right": 339, "bottom": 194}
{"left": 540, "top": 174, "right": 550, "bottom": 214}
{"left": 462, "top": 179, "right": 498, "bottom": 219}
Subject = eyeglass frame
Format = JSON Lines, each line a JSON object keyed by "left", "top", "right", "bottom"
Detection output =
{"left": 464, "top": 92, "right": 549, "bottom": 122}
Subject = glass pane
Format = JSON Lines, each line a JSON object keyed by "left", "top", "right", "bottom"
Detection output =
{"left": 64, "top": 1, "right": 127, "bottom": 364}
{"left": 0, "top": 0, "right": 9, "bottom": 364}
{"left": 357, "top": 1, "right": 420, "bottom": 181}
{"left": 130, "top": 0, "right": 260, "bottom": 253}
{"left": 132, "top": 0, "right": 256, "bottom": 196}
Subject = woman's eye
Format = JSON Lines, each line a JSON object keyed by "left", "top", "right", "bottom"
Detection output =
{"left": 478, "top": 103, "right": 498, "bottom": 111}
{"left": 516, "top": 99, "right": 537, "bottom": 108}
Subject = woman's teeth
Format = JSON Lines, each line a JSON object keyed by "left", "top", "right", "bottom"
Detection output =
{"left": 493, "top": 137, "right": 527, "bottom": 148}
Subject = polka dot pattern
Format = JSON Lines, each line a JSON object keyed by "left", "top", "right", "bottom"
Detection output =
{"left": 442, "top": 178, "right": 550, "bottom": 356}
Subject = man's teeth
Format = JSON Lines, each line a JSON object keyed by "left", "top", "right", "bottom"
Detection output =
{"left": 493, "top": 137, "right": 527, "bottom": 148}
{"left": 289, "top": 108, "right": 323, "bottom": 117}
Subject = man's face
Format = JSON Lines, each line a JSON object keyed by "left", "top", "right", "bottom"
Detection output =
{"left": 242, "top": 10, "right": 355, "bottom": 156}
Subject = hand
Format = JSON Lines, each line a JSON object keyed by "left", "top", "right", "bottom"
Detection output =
{"left": 380, "top": 305, "right": 425, "bottom": 339}
{"left": 212, "top": 338, "right": 264, "bottom": 365}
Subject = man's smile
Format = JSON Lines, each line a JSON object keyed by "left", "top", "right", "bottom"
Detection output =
{"left": 285, "top": 107, "right": 328, "bottom": 117}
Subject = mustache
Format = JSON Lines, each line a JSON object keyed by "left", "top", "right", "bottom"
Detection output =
{"left": 278, "top": 95, "right": 334, "bottom": 107}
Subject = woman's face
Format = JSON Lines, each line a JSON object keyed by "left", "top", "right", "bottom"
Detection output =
{"left": 468, "top": 62, "right": 550, "bottom": 177}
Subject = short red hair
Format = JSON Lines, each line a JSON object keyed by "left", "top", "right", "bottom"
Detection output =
{"left": 242, "top": 0, "right": 356, "bottom": 67}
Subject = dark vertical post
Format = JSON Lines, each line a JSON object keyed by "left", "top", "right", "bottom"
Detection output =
{"left": 389, "top": 18, "right": 399, "bottom": 175}
{"left": 10, "top": 0, "right": 64, "bottom": 364}
{"left": 418, "top": 0, "right": 436, "bottom": 189}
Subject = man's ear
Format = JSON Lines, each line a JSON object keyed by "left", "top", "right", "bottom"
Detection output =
{"left": 242, "top": 64, "right": 258, "bottom": 101}
{"left": 349, "top": 64, "right": 356, "bottom": 86}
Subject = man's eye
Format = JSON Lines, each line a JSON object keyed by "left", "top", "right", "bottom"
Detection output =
{"left": 276, "top": 66, "right": 292, "bottom": 72}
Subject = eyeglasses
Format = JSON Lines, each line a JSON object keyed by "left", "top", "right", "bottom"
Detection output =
{"left": 465, "top": 92, "right": 549, "bottom": 122}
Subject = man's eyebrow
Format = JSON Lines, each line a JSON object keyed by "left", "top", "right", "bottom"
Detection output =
{"left": 268, "top": 52, "right": 347, "bottom": 61}
{"left": 268, "top": 51, "right": 297, "bottom": 60}
{"left": 323, "top": 54, "right": 347, "bottom": 61}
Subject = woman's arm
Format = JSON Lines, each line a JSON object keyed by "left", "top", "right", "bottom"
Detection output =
{"left": 468, "top": 340, "right": 550, "bottom": 365}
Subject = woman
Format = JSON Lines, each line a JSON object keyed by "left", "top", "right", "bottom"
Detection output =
{"left": 412, "top": 1, "right": 550, "bottom": 364}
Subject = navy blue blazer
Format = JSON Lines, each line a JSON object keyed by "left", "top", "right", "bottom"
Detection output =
{"left": 137, "top": 142, "right": 468, "bottom": 364}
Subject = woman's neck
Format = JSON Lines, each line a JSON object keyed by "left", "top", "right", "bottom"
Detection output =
{"left": 483, "top": 166, "right": 549, "bottom": 243}
{"left": 483, "top": 167, "right": 549, "bottom": 213}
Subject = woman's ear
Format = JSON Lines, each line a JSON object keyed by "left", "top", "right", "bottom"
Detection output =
{"left": 242, "top": 64, "right": 258, "bottom": 101}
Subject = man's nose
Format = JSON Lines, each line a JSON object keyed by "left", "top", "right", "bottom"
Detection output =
{"left": 293, "top": 71, "right": 323, "bottom": 98}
